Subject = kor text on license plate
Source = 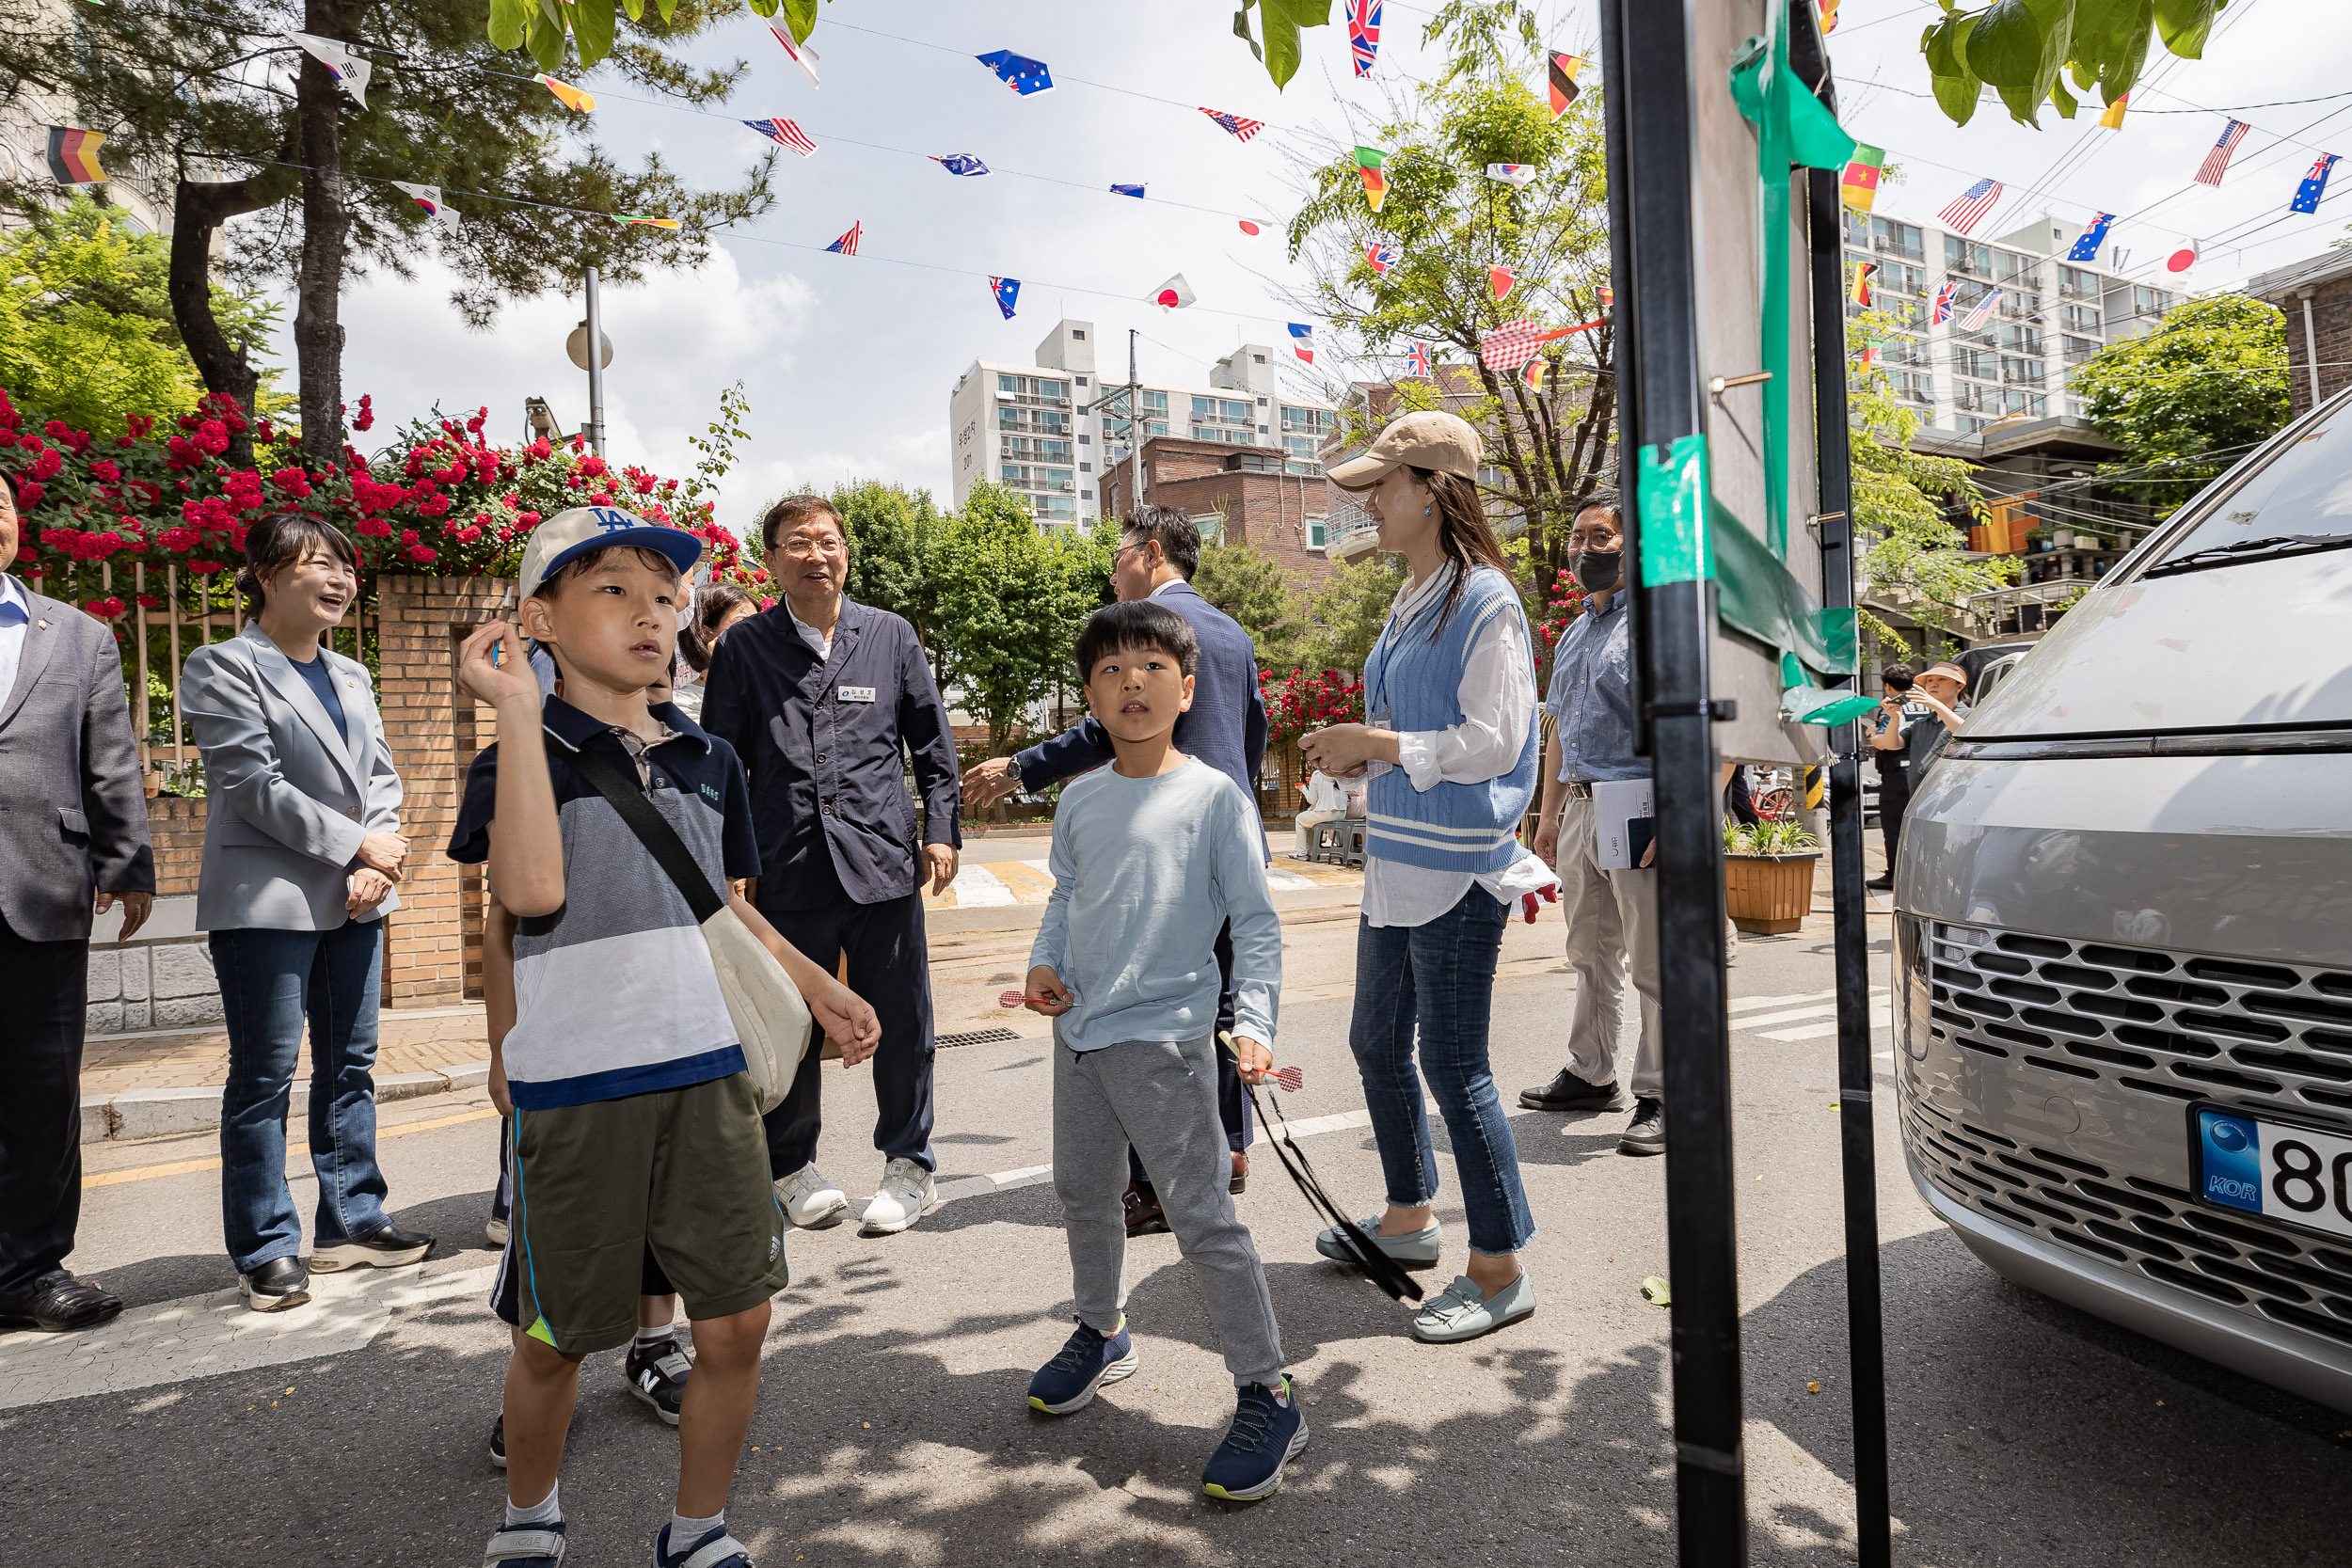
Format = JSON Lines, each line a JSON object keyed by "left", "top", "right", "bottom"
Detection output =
{"left": 2194, "top": 1105, "right": 2352, "bottom": 1242}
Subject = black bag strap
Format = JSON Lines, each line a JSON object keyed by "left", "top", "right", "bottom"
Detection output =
{"left": 550, "top": 732, "right": 725, "bottom": 925}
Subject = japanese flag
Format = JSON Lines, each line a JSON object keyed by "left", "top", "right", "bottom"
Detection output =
{"left": 1149, "top": 274, "right": 1196, "bottom": 310}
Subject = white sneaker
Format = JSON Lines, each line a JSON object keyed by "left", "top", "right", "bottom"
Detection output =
{"left": 860, "top": 1157, "right": 939, "bottom": 1235}
{"left": 775, "top": 1163, "right": 850, "bottom": 1229}
{"left": 485, "top": 1215, "right": 509, "bottom": 1247}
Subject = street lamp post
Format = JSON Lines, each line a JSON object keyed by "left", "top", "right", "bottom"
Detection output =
{"left": 564, "top": 266, "right": 614, "bottom": 458}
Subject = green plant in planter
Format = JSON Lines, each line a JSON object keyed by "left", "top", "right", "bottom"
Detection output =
{"left": 1727, "top": 818, "right": 1820, "bottom": 856}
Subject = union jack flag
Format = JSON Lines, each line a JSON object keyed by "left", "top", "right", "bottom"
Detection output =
{"left": 743, "top": 118, "right": 817, "bottom": 157}
{"left": 1199, "top": 107, "right": 1263, "bottom": 143}
{"left": 1959, "top": 288, "right": 2002, "bottom": 332}
{"left": 2195, "top": 119, "right": 2249, "bottom": 186}
{"left": 1364, "top": 240, "right": 1400, "bottom": 274}
{"left": 1348, "top": 0, "right": 1382, "bottom": 77}
{"left": 1931, "top": 277, "right": 1963, "bottom": 325}
{"left": 1406, "top": 341, "right": 1432, "bottom": 378}
{"left": 1936, "top": 177, "right": 2003, "bottom": 235}
{"left": 825, "top": 220, "right": 861, "bottom": 256}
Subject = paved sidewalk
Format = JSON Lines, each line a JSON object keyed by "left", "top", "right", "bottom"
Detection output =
{"left": 82, "top": 1006, "right": 492, "bottom": 1101}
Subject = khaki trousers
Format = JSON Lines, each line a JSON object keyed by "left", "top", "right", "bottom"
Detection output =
{"left": 1557, "top": 792, "right": 1665, "bottom": 1100}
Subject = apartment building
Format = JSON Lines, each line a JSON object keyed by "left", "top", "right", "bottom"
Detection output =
{"left": 946, "top": 318, "right": 1337, "bottom": 531}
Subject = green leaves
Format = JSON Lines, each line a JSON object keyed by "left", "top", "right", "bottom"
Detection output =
{"left": 779, "top": 0, "right": 824, "bottom": 45}
{"left": 487, "top": 0, "right": 532, "bottom": 51}
{"left": 501, "top": 0, "right": 713, "bottom": 68}
{"left": 572, "top": 0, "right": 616, "bottom": 69}
{"left": 1913, "top": 0, "right": 2222, "bottom": 127}
{"left": 1235, "top": 0, "right": 1332, "bottom": 88}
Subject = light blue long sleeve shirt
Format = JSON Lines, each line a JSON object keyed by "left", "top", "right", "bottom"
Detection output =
{"left": 1028, "top": 756, "right": 1280, "bottom": 1052}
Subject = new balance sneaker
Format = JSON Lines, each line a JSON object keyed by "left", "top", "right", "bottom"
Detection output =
{"left": 652, "top": 1523, "right": 751, "bottom": 1568}
{"left": 860, "top": 1158, "right": 938, "bottom": 1235}
{"left": 1025, "top": 1318, "right": 1139, "bottom": 1415}
{"left": 1200, "top": 1375, "right": 1309, "bottom": 1501}
{"left": 625, "top": 1336, "right": 691, "bottom": 1426}
{"left": 774, "top": 1163, "right": 850, "bottom": 1229}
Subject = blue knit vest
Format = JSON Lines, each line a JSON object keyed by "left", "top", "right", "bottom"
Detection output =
{"left": 1360, "top": 564, "right": 1538, "bottom": 872}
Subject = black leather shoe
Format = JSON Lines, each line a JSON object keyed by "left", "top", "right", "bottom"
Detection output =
{"left": 1123, "top": 1182, "right": 1169, "bottom": 1238}
{"left": 1519, "top": 1069, "right": 1624, "bottom": 1112}
{"left": 241, "top": 1256, "right": 311, "bottom": 1312}
{"left": 311, "top": 1222, "right": 435, "bottom": 1272}
{"left": 0, "top": 1269, "right": 124, "bottom": 1333}
{"left": 1866, "top": 874, "right": 1896, "bottom": 890}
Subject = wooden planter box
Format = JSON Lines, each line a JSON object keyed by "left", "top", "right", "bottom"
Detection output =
{"left": 1724, "top": 851, "right": 1821, "bottom": 936}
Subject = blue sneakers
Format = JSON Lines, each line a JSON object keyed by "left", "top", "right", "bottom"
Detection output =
{"left": 1025, "top": 1317, "right": 1140, "bottom": 1415}
{"left": 1200, "top": 1375, "right": 1310, "bottom": 1501}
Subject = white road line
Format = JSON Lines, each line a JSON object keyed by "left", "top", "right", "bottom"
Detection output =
{"left": 1734, "top": 992, "right": 1887, "bottom": 1032}
{"left": 1264, "top": 870, "right": 1321, "bottom": 892}
{"left": 1762, "top": 1013, "right": 1892, "bottom": 1042}
{"left": 951, "top": 865, "right": 1019, "bottom": 906}
{"left": 1727, "top": 990, "right": 1838, "bottom": 1014}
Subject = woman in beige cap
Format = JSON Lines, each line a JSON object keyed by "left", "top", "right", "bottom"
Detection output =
{"left": 1298, "top": 409, "right": 1555, "bottom": 1344}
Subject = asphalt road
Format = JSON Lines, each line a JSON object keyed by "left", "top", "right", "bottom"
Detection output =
{"left": 6, "top": 900, "right": 2348, "bottom": 1566}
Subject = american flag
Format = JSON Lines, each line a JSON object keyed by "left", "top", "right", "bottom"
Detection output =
{"left": 825, "top": 220, "right": 861, "bottom": 256}
{"left": 743, "top": 118, "right": 817, "bottom": 157}
{"left": 1199, "top": 107, "right": 1264, "bottom": 142}
{"left": 1959, "top": 288, "right": 2001, "bottom": 331}
{"left": 1406, "top": 341, "right": 1432, "bottom": 378}
{"left": 1479, "top": 319, "right": 1573, "bottom": 372}
{"left": 1937, "top": 177, "right": 2003, "bottom": 235}
{"left": 2195, "top": 119, "right": 2249, "bottom": 186}
{"left": 1931, "top": 277, "right": 1963, "bottom": 325}
{"left": 1348, "top": 0, "right": 1382, "bottom": 77}
{"left": 1364, "top": 239, "right": 1400, "bottom": 274}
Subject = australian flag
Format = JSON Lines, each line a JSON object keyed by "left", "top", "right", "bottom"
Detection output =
{"left": 933, "top": 153, "right": 991, "bottom": 177}
{"left": 2067, "top": 214, "right": 2115, "bottom": 261}
{"left": 2293, "top": 153, "right": 2340, "bottom": 214}
{"left": 977, "top": 49, "right": 1053, "bottom": 95}
{"left": 1110, "top": 182, "right": 1147, "bottom": 198}
{"left": 991, "top": 277, "right": 1020, "bottom": 320}
{"left": 1348, "top": 0, "right": 1382, "bottom": 77}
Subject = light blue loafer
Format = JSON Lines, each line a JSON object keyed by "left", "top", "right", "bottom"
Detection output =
{"left": 1314, "top": 1215, "right": 1441, "bottom": 1270}
{"left": 1409, "top": 1271, "right": 1535, "bottom": 1343}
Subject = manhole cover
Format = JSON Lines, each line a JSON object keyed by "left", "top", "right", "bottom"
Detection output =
{"left": 937, "top": 1026, "right": 1020, "bottom": 1049}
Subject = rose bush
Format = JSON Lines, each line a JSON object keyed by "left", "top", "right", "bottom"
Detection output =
{"left": 1258, "top": 667, "right": 1364, "bottom": 746}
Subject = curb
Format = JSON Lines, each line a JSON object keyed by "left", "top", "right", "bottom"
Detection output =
{"left": 80, "top": 1058, "right": 495, "bottom": 1146}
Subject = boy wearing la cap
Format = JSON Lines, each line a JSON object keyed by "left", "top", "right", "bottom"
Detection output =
{"left": 450, "top": 507, "right": 882, "bottom": 1568}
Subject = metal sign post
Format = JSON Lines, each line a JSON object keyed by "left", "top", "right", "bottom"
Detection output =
{"left": 1600, "top": 2, "right": 1749, "bottom": 1562}
{"left": 583, "top": 266, "right": 608, "bottom": 457}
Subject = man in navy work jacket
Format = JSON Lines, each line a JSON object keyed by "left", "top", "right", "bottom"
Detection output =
{"left": 963, "top": 505, "right": 1270, "bottom": 1236}
{"left": 702, "top": 495, "right": 962, "bottom": 1238}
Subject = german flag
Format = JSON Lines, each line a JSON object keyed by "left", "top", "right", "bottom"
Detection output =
{"left": 1850, "top": 260, "right": 1877, "bottom": 308}
{"left": 1548, "top": 54, "right": 1583, "bottom": 120}
{"left": 45, "top": 126, "right": 107, "bottom": 185}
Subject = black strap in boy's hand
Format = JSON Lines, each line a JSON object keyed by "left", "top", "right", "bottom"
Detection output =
{"left": 1221, "top": 1033, "right": 1424, "bottom": 1304}
{"left": 555, "top": 735, "right": 725, "bottom": 924}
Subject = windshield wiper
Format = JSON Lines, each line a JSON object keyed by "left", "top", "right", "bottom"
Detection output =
{"left": 2143, "top": 531, "right": 2352, "bottom": 578}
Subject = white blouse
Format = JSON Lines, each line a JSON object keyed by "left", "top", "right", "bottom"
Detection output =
{"left": 1359, "top": 564, "right": 1558, "bottom": 928}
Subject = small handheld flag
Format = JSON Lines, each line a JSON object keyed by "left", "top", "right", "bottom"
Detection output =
{"left": 1354, "top": 145, "right": 1390, "bottom": 213}
{"left": 1931, "top": 277, "right": 1962, "bottom": 326}
{"left": 1489, "top": 264, "right": 1516, "bottom": 302}
{"left": 744, "top": 118, "right": 818, "bottom": 157}
{"left": 2068, "top": 214, "right": 2115, "bottom": 261}
{"left": 2167, "top": 239, "right": 2198, "bottom": 273}
{"left": 2098, "top": 92, "right": 2129, "bottom": 130}
{"left": 991, "top": 277, "right": 1021, "bottom": 319}
{"left": 2195, "top": 119, "right": 2249, "bottom": 186}
{"left": 1199, "top": 107, "right": 1264, "bottom": 143}
{"left": 1840, "top": 144, "right": 1884, "bottom": 214}
{"left": 1548, "top": 53, "right": 1583, "bottom": 119}
{"left": 931, "top": 153, "right": 991, "bottom": 177}
{"left": 767, "top": 24, "right": 820, "bottom": 87}
{"left": 42, "top": 127, "right": 105, "bottom": 185}
{"left": 2292, "top": 153, "right": 2340, "bottom": 214}
{"left": 1348, "top": 0, "right": 1382, "bottom": 77}
{"left": 537, "top": 74, "right": 595, "bottom": 114}
{"left": 1364, "top": 240, "right": 1400, "bottom": 275}
{"left": 1937, "top": 177, "right": 2002, "bottom": 235}
{"left": 389, "top": 181, "right": 460, "bottom": 231}
{"left": 1236, "top": 217, "right": 1269, "bottom": 241}
{"left": 1486, "top": 163, "right": 1537, "bottom": 188}
{"left": 825, "top": 220, "right": 862, "bottom": 255}
{"left": 1406, "top": 341, "right": 1432, "bottom": 378}
{"left": 1110, "top": 182, "right": 1147, "bottom": 199}
{"left": 620, "top": 214, "right": 681, "bottom": 230}
{"left": 1288, "top": 324, "right": 1314, "bottom": 364}
{"left": 1959, "top": 289, "right": 2001, "bottom": 331}
{"left": 1850, "top": 260, "right": 1876, "bottom": 308}
{"left": 1150, "top": 274, "right": 1196, "bottom": 310}
{"left": 977, "top": 49, "right": 1054, "bottom": 95}
{"left": 282, "top": 32, "right": 372, "bottom": 109}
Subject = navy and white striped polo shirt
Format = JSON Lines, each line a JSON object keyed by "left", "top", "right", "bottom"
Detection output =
{"left": 449, "top": 695, "right": 763, "bottom": 1109}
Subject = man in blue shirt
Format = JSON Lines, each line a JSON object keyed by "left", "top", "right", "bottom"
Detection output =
{"left": 1517, "top": 492, "right": 1668, "bottom": 1157}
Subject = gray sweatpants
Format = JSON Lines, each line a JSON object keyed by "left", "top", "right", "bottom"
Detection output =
{"left": 1054, "top": 1031, "right": 1283, "bottom": 1388}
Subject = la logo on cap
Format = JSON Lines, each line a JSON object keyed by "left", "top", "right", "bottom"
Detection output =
{"left": 589, "top": 507, "right": 641, "bottom": 532}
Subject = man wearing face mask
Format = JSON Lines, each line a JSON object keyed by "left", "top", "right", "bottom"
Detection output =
{"left": 1518, "top": 491, "right": 1669, "bottom": 1157}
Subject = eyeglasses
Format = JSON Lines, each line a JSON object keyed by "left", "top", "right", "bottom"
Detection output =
{"left": 779, "top": 535, "right": 846, "bottom": 560}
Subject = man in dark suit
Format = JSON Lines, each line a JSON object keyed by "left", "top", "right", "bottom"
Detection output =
{"left": 963, "top": 506, "right": 1271, "bottom": 1232}
{"left": 0, "top": 467, "right": 154, "bottom": 1332}
{"left": 702, "top": 495, "right": 963, "bottom": 1238}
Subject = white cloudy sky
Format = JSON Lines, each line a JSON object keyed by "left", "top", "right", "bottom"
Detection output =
{"left": 312, "top": 0, "right": 2352, "bottom": 538}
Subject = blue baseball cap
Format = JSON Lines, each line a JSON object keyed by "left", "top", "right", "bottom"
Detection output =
{"left": 517, "top": 504, "right": 706, "bottom": 601}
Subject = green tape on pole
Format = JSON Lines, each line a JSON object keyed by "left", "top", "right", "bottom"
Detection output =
{"left": 1637, "top": 434, "right": 1713, "bottom": 586}
{"left": 1779, "top": 651, "right": 1804, "bottom": 689}
{"left": 1711, "top": 496, "right": 1858, "bottom": 680}
{"left": 1816, "top": 606, "right": 1858, "bottom": 671}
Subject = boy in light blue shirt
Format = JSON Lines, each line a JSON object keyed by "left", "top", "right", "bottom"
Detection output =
{"left": 1020, "top": 599, "right": 1302, "bottom": 1502}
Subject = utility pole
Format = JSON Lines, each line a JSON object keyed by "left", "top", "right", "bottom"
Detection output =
{"left": 584, "top": 265, "right": 608, "bottom": 457}
{"left": 1129, "top": 327, "right": 1146, "bottom": 507}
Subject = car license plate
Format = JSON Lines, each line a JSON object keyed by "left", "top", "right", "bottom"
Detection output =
{"left": 2191, "top": 1104, "right": 2352, "bottom": 1242}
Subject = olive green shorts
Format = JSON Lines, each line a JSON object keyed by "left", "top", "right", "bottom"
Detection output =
{"left": 493, "top": 1072, "right": 787, "bottom": 1354}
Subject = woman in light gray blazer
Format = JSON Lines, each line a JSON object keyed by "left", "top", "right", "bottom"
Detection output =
{"left": 181, "top": 515, "right": 434, "bottom": 1311}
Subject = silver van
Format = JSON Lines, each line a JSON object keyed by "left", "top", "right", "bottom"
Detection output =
{"left": 1895, "top": 387, "right": 2352, "bottom": 1412}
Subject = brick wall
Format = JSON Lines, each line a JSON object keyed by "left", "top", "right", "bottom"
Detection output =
{"left": 375, "top": 575, "right": 515, "bottom": 1006}
{"left": 2280, "top": 276, "right": 2352, "bottom": 418}
{"left": 1099, "top": 439, "right": 1340, "bottom": 591}
{"left": 145, "top": 796, "right": 208, "bottom": 897}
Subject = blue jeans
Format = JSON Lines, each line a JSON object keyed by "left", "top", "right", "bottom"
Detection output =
{"left": 1347, "top": 887, "right": 1536, "bottom": 1257}
{"left": 210, "top": 921, "right": 389, "bottom": 1274}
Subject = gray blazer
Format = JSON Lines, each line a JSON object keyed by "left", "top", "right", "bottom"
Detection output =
{"left": 180, "top": 622, "right": 404, "bottom": 932}
{"left": 0, "top": 583, "right": 154, "bottom": 942}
